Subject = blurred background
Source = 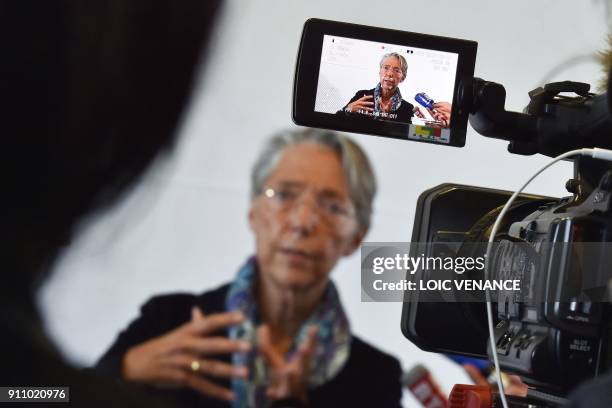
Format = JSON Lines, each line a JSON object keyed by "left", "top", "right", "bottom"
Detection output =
{"left": 38, "top": 0, "right": 611, "bottom": 405}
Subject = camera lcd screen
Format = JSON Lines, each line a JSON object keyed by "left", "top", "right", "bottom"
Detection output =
{"left": 293, "top": 19, "right": 477, "bottom": 147}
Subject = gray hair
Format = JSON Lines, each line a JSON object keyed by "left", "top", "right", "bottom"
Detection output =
{"left": 251, "top": 128, "right": 377, "bottom": 231}
{"left": 379, "top": 52, "right": 408, "bottom": 80}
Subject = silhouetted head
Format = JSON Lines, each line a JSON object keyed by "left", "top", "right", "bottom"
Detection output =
{"left": 1, "top": 0, "right": 222, "bottom": 299}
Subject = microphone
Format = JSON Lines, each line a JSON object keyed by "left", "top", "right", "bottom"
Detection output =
{"left": 415, "top": 92, "right": 435, "bottom": 110}
{"left": 449, "top": 384, "right": 493, "bottom": 408}
{"left": 413, "top": 106, "right": 427, "bottom": 119}
{"left": 402, "top": 364, "right": 449, "bottom": 408}
{"left": 448, "top": 384, "right": 535, "bottom": 408}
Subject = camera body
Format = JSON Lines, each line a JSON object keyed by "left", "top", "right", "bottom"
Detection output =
{"left": 292, "top": 18, "right": 612, "bottom": 403}
{"left": 401, "top": 172, "right": 612, "bottom": 396}
{"left": 400, "top": 73, "right": 612, "bottom": 400}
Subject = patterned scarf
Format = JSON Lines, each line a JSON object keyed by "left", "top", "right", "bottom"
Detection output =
{"left": 373, "top": 82, "right": 403, "bottom": 118}
{"left": 226, "top": 257, "right": 351, "bottom": 408}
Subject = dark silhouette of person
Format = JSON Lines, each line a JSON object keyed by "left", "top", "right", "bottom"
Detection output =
{"left": 1, "top": 1, "right": 221, "bottom": 406}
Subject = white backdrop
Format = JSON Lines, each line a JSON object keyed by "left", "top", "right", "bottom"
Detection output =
{"left": 38, "top": 0, "right": 611, "bottom": 406}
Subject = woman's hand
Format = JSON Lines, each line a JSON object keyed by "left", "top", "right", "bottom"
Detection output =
{"left": 257, "top": 325, "right": 318, "bottom": 403}
{"left": 122, "top": 307, "right": 251, "bottom": 402}
{"left": 346, "top": 95, "right": 374, "bottom": 114}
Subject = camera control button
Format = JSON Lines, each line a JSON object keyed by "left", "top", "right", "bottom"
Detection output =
{"left": 569, "top": 300, "right": 579, "bottom": 313}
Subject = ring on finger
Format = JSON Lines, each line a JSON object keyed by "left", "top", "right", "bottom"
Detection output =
{"left": 190, "top": 360, "right": 201, "bottom": 372}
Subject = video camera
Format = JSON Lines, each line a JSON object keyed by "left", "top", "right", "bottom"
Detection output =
{"left": 293, "top": 18, "right": 612, "bottom": 407}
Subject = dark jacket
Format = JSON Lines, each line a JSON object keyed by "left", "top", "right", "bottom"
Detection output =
{"left": 96, "top": 284, "right": 403, "bottom": 408}
{"left": 337, "top": 88, "right": 414, "bottom": 123}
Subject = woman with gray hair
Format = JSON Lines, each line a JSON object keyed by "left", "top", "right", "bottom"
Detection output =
{"left": 96, "top": 128, "right": 403, "bottom": 408}
{"left": 338, "top": 52, "right": 414, "bottom": 123}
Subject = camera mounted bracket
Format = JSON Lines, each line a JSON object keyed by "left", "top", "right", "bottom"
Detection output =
{"left": 468, "top": 79, "right": 612, "bottom": 158}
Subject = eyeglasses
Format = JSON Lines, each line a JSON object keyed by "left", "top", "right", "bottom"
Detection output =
{"left": 381, "top": 65, "right": 402, "bottom": 76}
{"left": 259, "top": 184, "right": 356, "bottom": 227}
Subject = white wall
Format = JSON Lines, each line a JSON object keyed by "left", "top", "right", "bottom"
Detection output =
{"left": 38, "top": 0, "right": 611, "bottom": 405}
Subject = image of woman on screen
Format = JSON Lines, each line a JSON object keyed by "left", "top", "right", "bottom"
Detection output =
{"left": 337, "top": 52, "right": 414, "bottom": 123}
